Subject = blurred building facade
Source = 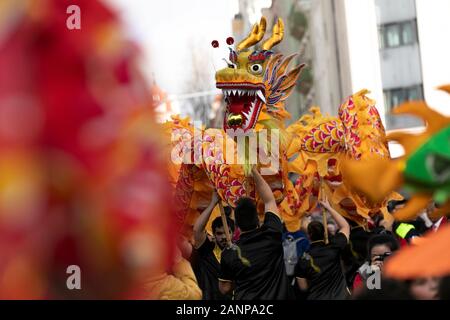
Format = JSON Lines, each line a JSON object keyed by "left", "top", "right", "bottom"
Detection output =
{"left": 234, "top": 0, "right": 450, "bottom": 132}
{"left": 377, "top": 0, "right": 423, "bottom": 129}
{"left": 309, "top": 0, "right": 450, "bottom": 130}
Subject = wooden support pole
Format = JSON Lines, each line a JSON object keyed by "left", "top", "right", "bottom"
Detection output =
{"left": 218, "top": 201, "right": 232, "bottom": 248}
{"left": 322, "top": 205, "right": 329, "bottom": 245}
{"left": 320, "top": 179, "right": 329, "bottom": 245}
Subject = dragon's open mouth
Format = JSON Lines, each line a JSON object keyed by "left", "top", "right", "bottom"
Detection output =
{"left": 217, "top": 83, "right": 265, "bottom": 132}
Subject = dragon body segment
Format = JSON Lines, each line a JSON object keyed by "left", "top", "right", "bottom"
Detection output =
{"left": 166, "top": 17, "right": 399, "bottom": 233}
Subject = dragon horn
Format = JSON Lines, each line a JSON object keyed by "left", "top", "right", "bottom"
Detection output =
{"left": 237, "top": 17, "right": 267, "bottom": 52}
{"left": 393, "top": 100, "right": 450, "bottom": 135}
{"left": 393, "top": 193, "right": 431, "bottom": 221}
{"left": 437, "top": 84, "right": 450, "bottom": 94}
{"left": 262, "top": 18, "right": 284, "bottom": 50}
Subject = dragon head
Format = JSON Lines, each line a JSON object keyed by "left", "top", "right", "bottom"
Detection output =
{"left": 215, "top": 17, "right": 304, "bottom": 132}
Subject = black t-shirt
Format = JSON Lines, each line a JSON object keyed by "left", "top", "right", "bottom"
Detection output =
{"left": 219, "top": 212, "right": 292, "bottom": 300}
{"left": 191, "top": 237, "right": 231, "bottom": 300}
{"left": 341, "top": 226, "right": 371, "bottom": 286}
{"left": 295, "top": 232, "right": 350, "bottom": 300}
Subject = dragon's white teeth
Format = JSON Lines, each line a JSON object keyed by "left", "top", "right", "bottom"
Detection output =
{"left": 256, "top": 90, "right": 266, "bottom": 103}
{"left": 222, "top": 88, "right": 261, "bottom": 99}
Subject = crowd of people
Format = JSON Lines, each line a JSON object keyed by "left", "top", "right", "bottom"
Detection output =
{"left": 163, "top": 167, "right": 449, "bottom": 300}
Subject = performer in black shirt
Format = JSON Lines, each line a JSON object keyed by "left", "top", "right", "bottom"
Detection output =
{"left": 191, "top": 191, "right": 235, "bottom": 300}
{"left": 219, "top": 167, "right": 292, "bottom": 300}
{"left": 295, "top": 197, "right": 351, "bottom": 300}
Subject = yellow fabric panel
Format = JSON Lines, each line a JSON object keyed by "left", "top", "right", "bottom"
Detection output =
{"left": 146, "top": 258, "right": 202, "bottom": 300}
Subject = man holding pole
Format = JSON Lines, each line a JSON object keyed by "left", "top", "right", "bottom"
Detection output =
{"left": 192, "top": 191, "right": 235, "bottom": 300}
{"left": 218, "top": 166, "right": 293, "bottom": 300}
{"left": 295, "top": 197, "right": 351, "bottom": 300}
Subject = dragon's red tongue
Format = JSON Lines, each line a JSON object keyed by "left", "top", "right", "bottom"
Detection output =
{"left": 228, "top": 96, "right": 251, "bottom": 114}
{"left": 229, "top": 101, "right": 245, "bottom": 114}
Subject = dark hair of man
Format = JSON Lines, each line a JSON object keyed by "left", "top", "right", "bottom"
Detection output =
{"left": 307, "top": 221, "right": 325, "bottom": 241}
{"left": 234, "top": 197, "right": 259, "bottom": 232}
{"left": 211, "top": 216, "right": 235, "bottom": 234}
{"left": 223, "top": 206, "right": 232, "bottom": 217}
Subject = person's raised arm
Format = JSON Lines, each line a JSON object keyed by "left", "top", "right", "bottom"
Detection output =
{"left": 320, "top": 197, "right": 350, "bottom": 241}
{"left": 193, "top": 191, "right": 219, "bottom": 249}
{"left": 251, "top": 166, "right": 278, "bottom": 215}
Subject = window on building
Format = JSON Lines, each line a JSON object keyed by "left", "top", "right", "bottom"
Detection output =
{"left": 402, "top": 21, "right": 416, "bottom": 45}
{"left": 384, "top": 85, "right": 424, "bottom": 111}
{"left": 408, "top": 85, "right": 423, "bottom": 101}
{"left": 379, "top": 20, "right": 418, "bottom": 49}
{"left": 385, "top": 24, "right": 401, "bottom": 47}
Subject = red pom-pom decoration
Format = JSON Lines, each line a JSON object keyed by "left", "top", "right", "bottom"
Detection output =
{"left": 226, "top": 37, "right": 234, "bottom": 45}
{"left": 211, "top": 40, "right": 219, "bottom": 48}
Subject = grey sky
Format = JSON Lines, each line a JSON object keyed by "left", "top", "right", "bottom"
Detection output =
{"left": 107, "top": 0, "right": 239, "bottom": 94}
